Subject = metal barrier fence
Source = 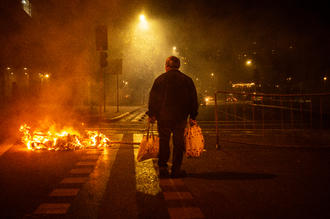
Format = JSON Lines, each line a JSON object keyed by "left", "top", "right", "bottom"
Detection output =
{"left": 214, "top": 91, "right": 330, "bottom": 148}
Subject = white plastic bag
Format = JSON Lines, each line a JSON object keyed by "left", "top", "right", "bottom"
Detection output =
{"left": 137, "top": 123, "right": 159, "bottom": 162}
{"left": 185, "top": 122, "right": 204, "bottom": 158}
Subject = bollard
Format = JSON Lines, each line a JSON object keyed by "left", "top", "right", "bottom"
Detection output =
{"left": 214, "top": 92, "right": 220, "bottom": 150}
{"left": 310, "top": 99, "right": 313, "bottom": 129}
{"left": 290, "top": 100, "right": 294, "bottom": 128}
{"left": 319, "top": 96, "right": 323, "bottom": 129}
{"left": 280, "top": 97, "right": 284, "bottom": 129}
{"left": 300, "top": 98, "right": 303, "bottom": 128}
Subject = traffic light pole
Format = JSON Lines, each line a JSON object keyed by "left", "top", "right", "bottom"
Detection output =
{"left": 116, "top": 72, "right": 119, "bottom": 113}
{"left": 103, "top": 67, "right": 106, "bottom": 112}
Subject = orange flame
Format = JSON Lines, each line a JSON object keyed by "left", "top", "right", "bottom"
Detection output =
{"left": 19, "top": 124, "right": 110, "bottom": 151}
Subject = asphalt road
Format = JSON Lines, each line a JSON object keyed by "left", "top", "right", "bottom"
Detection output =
{"left": 0, "top": 106, "right": 329, "bottom": 218}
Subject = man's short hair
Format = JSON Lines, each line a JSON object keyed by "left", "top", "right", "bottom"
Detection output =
{"left": 165, "top": 56, "right": 180, "bottom": 69}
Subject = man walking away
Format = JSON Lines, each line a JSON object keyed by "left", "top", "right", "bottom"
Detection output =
{"left": 147, "top": 56, "right": 198, "bottom": 178}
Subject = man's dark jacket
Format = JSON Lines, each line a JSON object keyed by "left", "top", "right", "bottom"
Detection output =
{"left": 147, "top": 69, "right": 198, "bottom": 121}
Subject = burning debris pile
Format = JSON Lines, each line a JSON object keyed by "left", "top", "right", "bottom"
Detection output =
{"left": 19, "top": 124, "right": 110, "bottom": 151}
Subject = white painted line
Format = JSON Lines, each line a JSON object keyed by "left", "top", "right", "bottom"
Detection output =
{"left": 81, "top": 154, "right": 100, "bottom": 160}
{"left": 168, "top": 207, "right": 204, "bottom": 219}
{"left": 70, "top": 168, "right": 93, "bottom": 174}
{"left": 60, "top": 177, "right": 88, "bottom": 184}
{"left": 134, "top": 134, "right": 162, "bottom": 196}
{"left": 163, "top": 192, "right": 193, "bottom": 200}
{"left": 76, "top": 161, "right": 96, "bottom": 166}
{"left": 34, "top": 203, "right": 70, "bottom": 215}
{"left": 49, "top": 188, "right": 80, "bottom": 197}
{"left": 0, "top": 143, "right": 14, "bottom": 157}
{"left": 160, "top": 178, "right": 185, "bottom": 186}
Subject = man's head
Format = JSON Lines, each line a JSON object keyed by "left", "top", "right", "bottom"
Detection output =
{"left": 165, "top": 56, "right": 180, "bottom": 72}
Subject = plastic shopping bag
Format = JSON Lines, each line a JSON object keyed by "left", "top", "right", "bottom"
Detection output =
{"left": 185, "top": 122, "right": 204, "bottom": 158}
{"left": 137, "top": 123, "right": 159, "bottom": 162}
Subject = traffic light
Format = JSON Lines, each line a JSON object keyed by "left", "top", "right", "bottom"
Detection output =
{"left": 100, "top": 51, "right": 108, "bottom": 67}
{"left": 95, "top": 25, "right": 108, "bottom": 51}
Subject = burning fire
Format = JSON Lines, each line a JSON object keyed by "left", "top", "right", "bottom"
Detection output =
{"left": 19, "top": 124, "right": 110, "bottom": 151}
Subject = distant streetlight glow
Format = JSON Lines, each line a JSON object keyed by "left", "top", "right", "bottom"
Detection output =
{"left": 211, "top": 73, "right": 214, "bottom": 77}
{"left": 324, "top": 76, "right": 327, "bottom": 81}
{"left": 173, "top": 46, "right": 176, "bottom": 51}
{"left": 138, "top": 14, "right": 149, "bottom": 30}
{"left": 45, "top": 74, "right": 50, "bottom": 78}
{"left": 246, "top": 59, "right": 252, "bottom": 66}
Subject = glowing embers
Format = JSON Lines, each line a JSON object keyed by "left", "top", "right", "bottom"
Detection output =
{"left": 19, "top": 124, "right": 110, "bottom": 151}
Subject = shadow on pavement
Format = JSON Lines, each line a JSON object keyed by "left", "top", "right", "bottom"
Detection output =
{"left": 188, "top": 171, "right": 277, "bottom": 180}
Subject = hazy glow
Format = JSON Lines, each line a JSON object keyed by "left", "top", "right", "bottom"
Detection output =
{"left": 123, "top": 14, "right": 169, "bottom": 84}
{"left": 324, "top": 76, "right": 327, "bottom": 81}
{"left": 246, "top": 60, "right": 252, "bottom": 66}
{"left": 138, "top": 14, "right": 149, "bottom": 30}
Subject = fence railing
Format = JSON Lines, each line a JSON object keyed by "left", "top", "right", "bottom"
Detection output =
{"left": 214, "top": 90, "right": 330, "bottom": 148}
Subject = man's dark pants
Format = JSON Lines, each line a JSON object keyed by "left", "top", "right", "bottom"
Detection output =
{"left": 157, "top": 120, "right": 186, "bottom": 172}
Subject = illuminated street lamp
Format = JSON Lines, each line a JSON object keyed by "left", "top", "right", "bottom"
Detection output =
{"left": 246, "top": 59, "right": 252, "bottom": 66}
{"left": 324, "top": 76, "right": 327, "bottom": 81}
{"left": 138, "top": 14, "right": 148, "bottom": 30}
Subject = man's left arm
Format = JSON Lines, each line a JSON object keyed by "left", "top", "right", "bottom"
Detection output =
{"left": 189, "top": 78, "right": 199, "bottom": 121}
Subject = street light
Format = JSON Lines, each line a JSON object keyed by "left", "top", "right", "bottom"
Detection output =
{"left": 138, "top": 14, "right": 148, "bottom": 30}
{"left": 246, "top": 59, "right": 252, "bottom": 66}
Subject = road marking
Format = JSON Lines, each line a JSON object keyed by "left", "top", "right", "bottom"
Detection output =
{"left": 131, "top": 112, "right": 147, "bottom": 122}
{"left": 86, "top": 150, "right": 102, "bottom": 154}
{"left": 76, "top": 161, "right": 97, "bottom": 166}
{"left": 81, "top": 154, "right": 100, "bottom": 160}
{"left": 163, "top": 192, "right": 193, "bottom": 200}
{"left": 34, "top": 203, "right": 70, "bottom": 215}
{"left": 168, "top": 207, "right": 204, "bottom": 219}
{"left": 160, "top": 178, "right": 185, "bottom": 186}
{"left": 133, "top": 134, "right": 161, "bottom": 196}
{"left": 49, "top": 188, "right": 80, "bottom": 197}
{"left": 70, "top": 168, "right": 93, "bottom": 174}
{"left": 0, "top": 142, "right": 14, "bottom": 157}
{"left": 60, "top": 177, "right": 89, "bottom": 184}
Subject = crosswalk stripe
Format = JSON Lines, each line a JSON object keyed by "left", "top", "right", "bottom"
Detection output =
{"left": 160, "top": 178, "right": 185, "bottom": 186}
{"left": 81, "top": 154, "right": 100, "bottom": 160}
{"left": 49, "top": 188, "right": 80, "bottom": 197}
{"left": 70, "top": 168, "right": 93, "bottom": 174}
{"left": 76, "top": 161, "right": 97, "bottom": 166}
{"left": 86, "top": 150, "right": 101, "bottom": 154}
{"left": 34, "top": 203, "right": 71, "bottom": 215}
{"left": 163, "top": 192, "right": 193, "bottom": 200}
{"left": 60, "top": 177, "right": 89, "bottom": 184}
{"left": 168, "top": 207, "right": 204, "bottom": 219}
{"left": 133, "top": 134, "right": 161, "bottom": 196}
